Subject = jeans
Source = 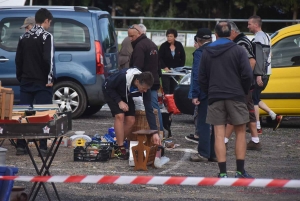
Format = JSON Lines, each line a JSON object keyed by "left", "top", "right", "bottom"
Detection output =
{"left": 17, "top": 81, "right": 53, "bottom": 150}
{"left": 151, "top": 89, "right": 164, "bottom": 132}
{"left": 197, "top": 97, "right": 216, "bottom": 159}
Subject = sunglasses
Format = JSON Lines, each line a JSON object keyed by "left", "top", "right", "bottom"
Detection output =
{"left": 129, "top": 25, "right": 140, "bottom": 33}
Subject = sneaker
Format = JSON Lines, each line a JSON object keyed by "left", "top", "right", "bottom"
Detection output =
{"left": 38, "top": 149, "right": 53, "bottom": 157}
{"left": 273, "top": 115, "right": 283, "bottom": 131}
{"left": 208, "top": 157, "right": 218, "bottom": 162}
{"left": 190, "top": 153, "right": 207, "bottom": 162}
{"left": 114, "top": 146, "right": 129, "bottom": 160}
{"left": 185, "top": 134, "right": 199, "bottom": 143}
{"left": 235, "top": 171, "right": 253, "bottom": 178}
{"left": 218, "top": 173, "right": 228, "bottom": 178}
{"left": 16, "top": 147, "right": 27, "bottom": 155}
{"left": 247, "top": 141, "right": 262, "bottom": 151}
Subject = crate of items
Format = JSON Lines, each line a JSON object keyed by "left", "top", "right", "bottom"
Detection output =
{"left": 0, "top": 86, "right": 14, "bottom": 120}
{"left": 73, "top": 141, "right": 114, "bottom": 162}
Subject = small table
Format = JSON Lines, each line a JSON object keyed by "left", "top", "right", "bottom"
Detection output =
{"left": 0, "top": 114, "right": 72, "bottom": 201}
{"left": 131, "top": 129, "right": 158, "bottom": 171}
{"left": 162, "top": 71, "right": 187, "bottom": 84}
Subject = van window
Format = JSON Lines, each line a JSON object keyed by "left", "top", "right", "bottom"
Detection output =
{"left": 51, "top": 19, "right": 91, "bottom": 51}
{"left": 98, "top": 17, "right": 116, "bottom": 52}
{"left": 272, "top": 35, "right": 300, "bottom": 67}
{"left": 0, "top": 18, "right": 25, "bottom": 52}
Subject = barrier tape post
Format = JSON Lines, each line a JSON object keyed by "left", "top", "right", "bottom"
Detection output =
{"left": 0, "top": 175, "right": 300, "bottom": 188}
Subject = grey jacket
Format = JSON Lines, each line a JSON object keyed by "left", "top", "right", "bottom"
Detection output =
{"left": 118, "top": 37, "right": 133, "bottom": 69}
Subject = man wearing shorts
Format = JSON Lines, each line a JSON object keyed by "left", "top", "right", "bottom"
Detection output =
{"left": 248, "top": 15, "right": 282, "bottom": 134}
{"left": 199, "top": 22, "right": 253, "bottom": 178}
{"left": 225, "top": 21, "right": 261, "bottom": 151}
{"left": 102, "top": 68, "right": 161, "bottom": 160}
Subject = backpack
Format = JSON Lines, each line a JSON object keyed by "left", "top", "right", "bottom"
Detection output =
{"left": 252, "top": 32, "right": 271, "bottom": 76}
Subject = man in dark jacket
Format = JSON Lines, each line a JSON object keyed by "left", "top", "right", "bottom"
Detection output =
{"left": 15, "top": 8, "right": 55, "bottom": 156}
{"left": 189, "top": 28, "right": 216, "bottom": 163}
{"left": 102, "top": 68, "right": 161, "bottom": 160}
{"left": 128, "top": 24, "right": 164, "bottom": 137}
{"left": 199, "top": 22, "right": 253, "bottom": 178}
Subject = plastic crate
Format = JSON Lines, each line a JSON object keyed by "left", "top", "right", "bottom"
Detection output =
{"left": 73, "top": 142, "right": 114, "bottom": 162}
{"left": 0, "top": 166, "right": 18, "bottom": 201}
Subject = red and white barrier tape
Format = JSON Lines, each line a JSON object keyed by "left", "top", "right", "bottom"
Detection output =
{"left": 1, "top": 175, "right": 300, "bottom": 188}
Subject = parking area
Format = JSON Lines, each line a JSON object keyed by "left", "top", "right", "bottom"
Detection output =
{"left": 3, "top": 108, "right": 300, "bottom": 201}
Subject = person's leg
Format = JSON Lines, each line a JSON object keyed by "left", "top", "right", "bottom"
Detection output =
{"left": 197, "top": 98, "right": 211, "bottom": 158}
{"left": 150, "top": 90, "right": 163, "bottom": 132}
{"left": 252, "top": 86, "right": 262, "bottom": 133}
{"left": 225, "top": 124, "right": 234, "bottom": 144}
{"left": 185, "top": 105, "right": 199, "bottom": 143}
{"left": 161, "top": 75, "right": 171, "bottom": 94}
{"left": 169, "top": 76, "right": 178, "bottom": 94}
{"left": 114, "top": 113, "right": 126, "bottom": 146}
{"left": 35, "top": 85, "right": 53, "bottom": 151}
{"left": 234, "top": 124, "right": 247, "bottom": 173}
{"left": 124, "top": 116, "right": 135, "bottom": 140}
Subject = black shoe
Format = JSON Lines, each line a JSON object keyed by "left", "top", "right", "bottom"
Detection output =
{"left": 114, "top": 146, "right": 129, "bottom": 160}
{"left": 16, "top": 147, "right": 28, "bottom": 155}
{"left": 208, "top": 157, "right": 217, "bottom": 162}
{"left": 38, "top": 149, "right": 53, "bottom": 157}
{"left": 235, "top": 171, "right": 253, "bottom": 178}
{"left": 185, "top": 135, "right": 198, "bottom": 143}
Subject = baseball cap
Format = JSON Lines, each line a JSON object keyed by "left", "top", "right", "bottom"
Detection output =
{"left": 195, "top": 28, "right": 212, "bottom": 39}
{"left": 20, "top": 16, "right": 35, "bottom": 29}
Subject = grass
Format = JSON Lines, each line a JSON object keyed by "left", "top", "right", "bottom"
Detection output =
{"left": 118, "top": 45, "right": 195, "bottom": 67}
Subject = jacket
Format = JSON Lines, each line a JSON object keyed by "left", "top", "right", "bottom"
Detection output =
{"left": 199, "top": 38, "right": 253, "bottom": 104}
{"left": 102, "top": 68, "right": 158, "bottom": 130}
{"left": 129, "top": 34, "right": 160, "bottom": 90}
{"left": 159, "top": 40, "right": 186, "bottom": 69}
{"left": 191, "top": 42, "right": 211, "bottom": 100}
{"left": 15, "top": 24, "right": 55, "bottom": 85}
{"left": 118, "top": 37, "right": 133, "bottom": 69}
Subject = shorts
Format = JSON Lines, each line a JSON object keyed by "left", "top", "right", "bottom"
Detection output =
{"left": 227, "top": 91, "right": 256, "bottom": 124}
{"left": 104, "top": 92, "right": 135, "bottom": 117}
{"left": 252, "top": 75, "right": 269, "bottom": 105}
{"left": 207, "top": 100, "right": 249, "bottom": 126}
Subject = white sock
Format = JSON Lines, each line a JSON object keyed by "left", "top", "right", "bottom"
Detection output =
{"left": 256, "top": 121, "right": 261, "bottom": 129}
{"left": 252, "top": 137, "right": 259, "bottom": 143}
{"left": 269, "top": 111, "right": 276, "bottom": 120}
{"left": 224, "top": 137, "right": 229, "bottom": 143}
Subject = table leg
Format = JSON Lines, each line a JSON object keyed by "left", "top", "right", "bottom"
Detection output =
{"left": 28, "top": 137, "right": 63, "bottom": 201}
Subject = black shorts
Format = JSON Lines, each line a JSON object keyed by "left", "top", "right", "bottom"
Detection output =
{"left": 104, "top": 92, "right": 135, "bottom": 117}
{"left": 252, "top": 75, "right": 269, "bottom": 105}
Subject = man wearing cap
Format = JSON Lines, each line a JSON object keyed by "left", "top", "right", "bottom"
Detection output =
{"left": 189, "top": 28, "right": 216, "bottom": 162}
{"left": 20, "top": 16, "right": 35, "bottom": 31}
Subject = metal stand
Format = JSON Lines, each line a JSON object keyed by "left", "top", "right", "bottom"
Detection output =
{"left": 26, "top": 137, "right": 63, "bottom": 201}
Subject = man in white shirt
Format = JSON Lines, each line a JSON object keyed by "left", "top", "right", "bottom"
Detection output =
{"left": 248, "top": 15, "right": 282, "bottom": 134}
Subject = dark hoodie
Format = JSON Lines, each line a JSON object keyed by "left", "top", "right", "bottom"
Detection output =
{"left": 199, "top": 38, "right": 253, "bottom": 105}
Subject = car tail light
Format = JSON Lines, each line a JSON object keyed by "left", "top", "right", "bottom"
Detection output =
{"left": 95, "top": 41, "right": 104, "bottom": 74}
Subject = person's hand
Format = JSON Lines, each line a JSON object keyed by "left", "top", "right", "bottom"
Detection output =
{"left": 118, "top": 101, "right": 129, "bottom": 112}
{"left": 256, "top": 76, "right": 263, "bottom": 87}
{"left": 164, "top": 67, "right": 170, "bottom": 72}
{"left": 152, "top": 133, "right": 161, "bottom": 145}
{"left": 192, "top": 98, "right": 200, "bottom": 105}
{"left": 46, "top": 83, "right": 53, "bottom": 87}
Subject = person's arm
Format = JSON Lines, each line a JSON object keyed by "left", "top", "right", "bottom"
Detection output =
{"left": 199, "top": 51, "right": 209, "bottom": 95}
{"left": 249, "top": 58, "right": 256, "bottom": 70}
{"left": 158, "top": 43, "right": 167, "bottom": 70}
{"left": 191, "top": 50, "right": 202, "bottom": 99}
{"left": 239, "top": 50, "right": 253, "bottom": 95}
{"left": 142, "top": 89, "right": 160, "bottom": 145}
{"left": 15, "top": 38, "right": 23, "bottom": 82}
{"left": 131, "top": 44, "right": 145, "bottom": 70}
{"left": 43, "top": 34, "right": 54, "bottom": 84}
{"left": 179, "top": 42, "right": 186, "bottom": 67}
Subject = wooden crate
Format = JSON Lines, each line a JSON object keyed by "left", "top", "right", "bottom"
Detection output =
{"left": 0, "top": 87, "right": 14, "bottom": 120}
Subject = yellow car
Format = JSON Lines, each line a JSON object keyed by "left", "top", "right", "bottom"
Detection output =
{"left": 260, "top": 24, "right": 300, "bottom": 116}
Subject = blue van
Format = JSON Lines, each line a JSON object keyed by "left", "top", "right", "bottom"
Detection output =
{"left": 0, "top": 6, "right": 118, "bottom": 118}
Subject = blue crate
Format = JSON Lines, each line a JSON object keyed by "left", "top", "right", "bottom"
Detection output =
{"left": 0, "top": 166, "right": 19, "bottom": 201}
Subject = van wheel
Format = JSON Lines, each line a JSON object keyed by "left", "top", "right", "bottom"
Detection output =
{"left": 53, "top": 81, "right": 87, "bottom": 119}
{"left": 83, "top": 105, "right": 102, "bottom": 116}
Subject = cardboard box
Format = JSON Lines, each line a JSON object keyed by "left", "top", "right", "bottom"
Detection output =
{"left": 0, "top": 87, "right": 14, "bottom": 120}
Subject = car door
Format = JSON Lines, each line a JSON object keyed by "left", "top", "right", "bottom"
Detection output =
{"left": 261, "top": 34, "right": 300, "bottom": 115}
{"left": 0, "top": 17, "right": 25, "bottom": 102}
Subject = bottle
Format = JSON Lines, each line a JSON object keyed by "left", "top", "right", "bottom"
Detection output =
{"left": 108, "top": 127, "right": 116, "bottom": 138}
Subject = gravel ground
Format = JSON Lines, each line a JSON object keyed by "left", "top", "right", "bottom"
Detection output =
{"left": 3, "top": 109, "right": 300, "bottom": 201}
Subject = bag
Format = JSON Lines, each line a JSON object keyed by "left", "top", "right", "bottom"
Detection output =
{"left": 163, "top": 94, "right": 180, "bottom": 114}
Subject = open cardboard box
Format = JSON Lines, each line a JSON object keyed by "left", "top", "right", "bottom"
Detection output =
{"left": 11, "top": 110, "right": 57, "bottom": 123}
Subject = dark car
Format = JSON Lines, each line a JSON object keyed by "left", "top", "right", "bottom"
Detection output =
{"left": 0, "top": 6, "right": 118, "bottom": 118}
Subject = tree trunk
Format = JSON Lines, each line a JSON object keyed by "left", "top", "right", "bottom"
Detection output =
{"left": 48, "top": 0, "right": 52, "bottom": 5}
{"left": 253, "top": 6, "right": 257, "bottom": 16}
{"left": 91, "top": 0, "right": 94, "bottom": 7}
{"left": 292, "top": 0, "right": 298, "bottom": 23}
{"left": 148, "top": 0, "right": 154, "bottom": 17}
{"left": 111, "top": 0, "right": 116, "bottom": 16}
{"left": 169, "top": 0, "right": 174, "bottom": 16}
{"left": 228, "top": 0, "right": 231, "bottom": 19}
